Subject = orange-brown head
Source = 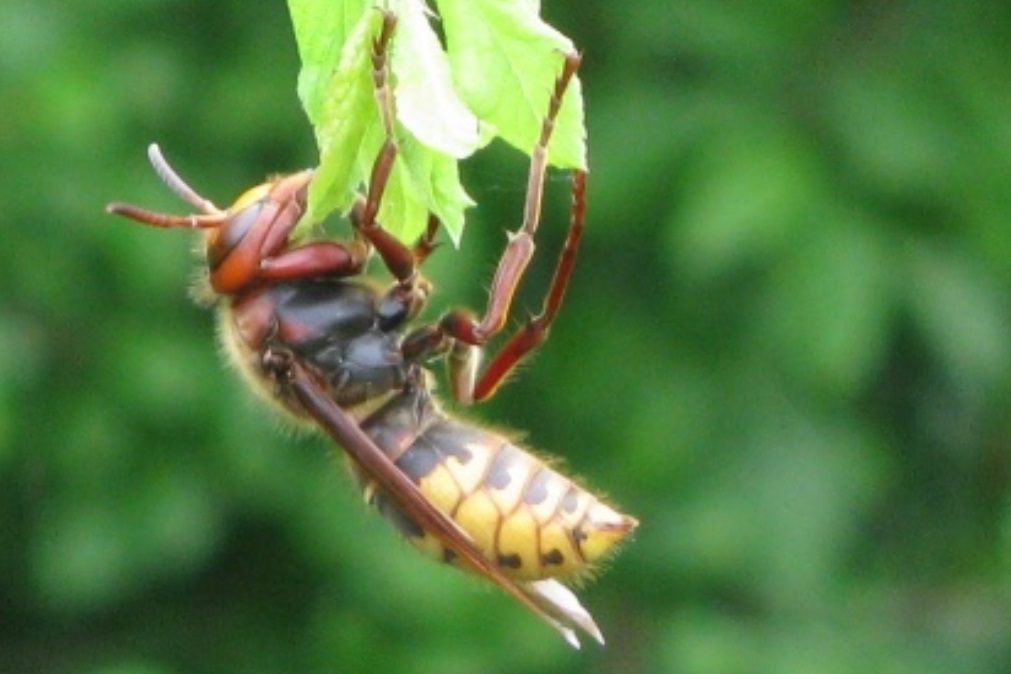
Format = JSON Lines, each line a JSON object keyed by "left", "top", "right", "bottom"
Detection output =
{"left": 106, "top": 143, "right": 313, "bottom": 295}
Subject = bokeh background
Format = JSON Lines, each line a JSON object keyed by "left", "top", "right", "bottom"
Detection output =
{"left": 3, "top": 1, "right": 1011, "bottom": 673}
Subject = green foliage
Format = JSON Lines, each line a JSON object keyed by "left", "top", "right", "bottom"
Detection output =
{"left": 288, "top": 0, "right": 585, "bottom": 243}
{"left": 2, "top": 1, "right": 1011, "bottom": 673}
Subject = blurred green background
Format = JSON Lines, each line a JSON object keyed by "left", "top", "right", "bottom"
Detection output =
{"left": 2, "top": 1, "right": 1011, "bottom": 673}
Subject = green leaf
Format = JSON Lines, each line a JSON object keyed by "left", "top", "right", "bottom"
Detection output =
{"left": 392, "top": 0, "right": 483, "bottom": 159}
{"left": 295, "top": 7, "right": 380, "bottom": 229}
{"left": 287, "top": 0, "right": 586, "bottom": 243}
{"left": 288, "top": 0, "right": 370, "bottom": 121}
{"left": 436, "top": 0, "right": 586, "bottom": 169}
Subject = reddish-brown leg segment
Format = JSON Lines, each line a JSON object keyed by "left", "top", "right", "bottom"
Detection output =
{"left": 338, "top": 10, "right": 446, "bottom": 327}
{"left": 257, "top": 240, "right": 369, "bottom": 281}
{"left": 401, "top": 52, "right": 585, "bottom": 403}
{"left": 441, "top": 53, "right": 582, "bottom": 345}
{"left": 471, "top": 168, "right": 586, "bottom": 401}
{"left": 348, "top": 11, "right": 423, "bottom": 287}
{"left": 412, "top": 214, "right": 442, "bottom": 264}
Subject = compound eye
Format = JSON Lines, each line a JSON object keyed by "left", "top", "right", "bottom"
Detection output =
{"left": 212, "top": 199, "right": 263, "bottom": 263}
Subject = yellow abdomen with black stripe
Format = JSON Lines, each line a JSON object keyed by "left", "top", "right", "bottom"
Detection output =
{"left": 355, "top": 387, "right": 636, "bottom": 580}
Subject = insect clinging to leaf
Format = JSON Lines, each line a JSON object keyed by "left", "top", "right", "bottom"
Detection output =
{"left": 106, "top": 11, "right": 636, "bottom": 648}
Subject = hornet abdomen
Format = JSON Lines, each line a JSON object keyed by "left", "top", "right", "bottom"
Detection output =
{"left": 356, "top": 385, "right": 636, "bottom": 581}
